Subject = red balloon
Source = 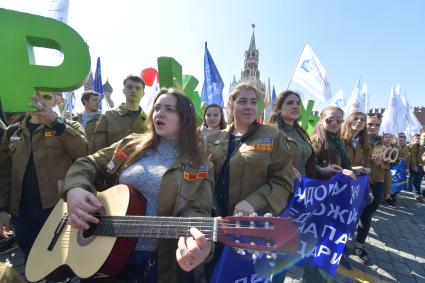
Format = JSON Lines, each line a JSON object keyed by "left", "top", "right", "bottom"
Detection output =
{"left": 141, "top": 67, "right": 158, "bottom": 87}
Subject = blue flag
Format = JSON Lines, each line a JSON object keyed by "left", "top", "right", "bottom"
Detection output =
{"left": 272, "top": 86, "right": 277, "bottom": 104}
{"left": 211, "top": 173, "right": 370, "bottom": 281}
{"left": 93, "top": 57, "right": 104, "bottom": 110}
{"left": 391, "top": 160, "right": 408, "bottom": 193}
{"left": 63, "top": 91, "right": 75, "bottom": 113}
{"left": 201, "top": 42, "right": 224, "bottom": 107}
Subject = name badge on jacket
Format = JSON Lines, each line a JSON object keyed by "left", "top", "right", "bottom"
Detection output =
{"left": 182, "top": 164, "right": 208, "bottom": 182}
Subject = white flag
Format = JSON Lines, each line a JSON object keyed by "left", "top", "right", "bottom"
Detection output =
{"left": 292, "top": 44, "right": 332, "bottom": 101}
{"left": 344, "top": 78, "right": 361, "bottom": 114}
{"left": 331, "top": 89, "right": 345, "bottom": 109}
{"left": 34, "top": 0, "right": 70, "bottom": 66}
{"left": 47, "top": 0, "right": 69, "bottom": 23}
{"left": 399, "top": 88, "right": 422, "bottom": 138}
{"left": 380, "top": 85, "right": 407, "bottom": 135}
{"left": 360, "top": 81, "right": 369, "bottom": 113}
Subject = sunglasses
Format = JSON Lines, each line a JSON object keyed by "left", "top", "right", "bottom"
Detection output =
{"left": 367, "top": 123, "right": 381, "bottom": 127}
{"left": 325, "top": 118, "right": 344, "bottom": 124}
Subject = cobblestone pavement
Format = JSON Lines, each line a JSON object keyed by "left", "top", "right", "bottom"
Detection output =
{"left": 1, "top": 191, "right": 425, "bottom": 282}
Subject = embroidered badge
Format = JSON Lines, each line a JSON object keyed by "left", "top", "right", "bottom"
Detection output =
{"left": 44, "top": 130, "right": 56, "bottom": 137}
{"left": 247, "top": 138, "right": 274, "bottom": 151}
{"left": 114, "top": 146, "right": 128, "bottom": 161}
{"left": 182, "top": 165, "right": 208, "bottom": 181}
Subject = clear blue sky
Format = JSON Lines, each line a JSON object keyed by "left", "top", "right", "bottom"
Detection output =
{"left": 1, "top": 0, "right": 424, "bottom": 109}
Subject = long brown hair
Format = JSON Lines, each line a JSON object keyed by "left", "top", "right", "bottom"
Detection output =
{"left": 312, "top": 106, "right": 344, "bottom": 152}
{"left": 124, "top": 88, "right": 204, "bottom": 166}
{"left": 203, "top": 103, "right": 226, "bottom": 130}
{"left": 340, "top": 112, "right": 370, "bottom": 159}
{"left": 269, "top": 90, "right": 311, "bottom": 142}
{"left": 227, "top": 82, "right": 264, "bottom": 124}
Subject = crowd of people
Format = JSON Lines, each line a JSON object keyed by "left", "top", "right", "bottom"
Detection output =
{"left": 1, "top": 76, "right": 425, "bottom": 283}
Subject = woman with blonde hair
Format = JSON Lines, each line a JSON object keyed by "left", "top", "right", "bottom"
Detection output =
{"left": 311, "top": 106, "right": 355, "bottom": 179}
{"left": 205, "top": 82, "right": 294, "bottom": 279}
{"left": 340, "top": 112, "right": 371, "bottom": 175}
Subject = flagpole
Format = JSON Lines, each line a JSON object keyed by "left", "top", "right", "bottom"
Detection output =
{"left": 286, "top": 43, "right": 306, "bottom": 90}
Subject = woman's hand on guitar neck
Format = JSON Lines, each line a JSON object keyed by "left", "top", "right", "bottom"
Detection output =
{"left": 176, "top": 227, "right": 211, "bottom": 272}
{"left": 66, "top": 187, "right": 102, "bottom": 230}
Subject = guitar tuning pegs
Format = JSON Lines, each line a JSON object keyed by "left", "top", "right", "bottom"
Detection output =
{"left": 267, "top": 253, "right": 276, "bottom": 260}
{"left": 264, "top": 213, "right": 272, "bottom": 229}
{"left": 265, "top": 252, "right": 277, "bottom": 266}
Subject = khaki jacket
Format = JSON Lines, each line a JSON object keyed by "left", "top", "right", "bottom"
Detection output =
{"left": 311, "top": 136, "right": 344, "bottom": 180}
{"left": 0, "top": 115, "right": 89, "bottom": 216}
{"left": 409, "top": 143, "right": 425, "bottom": 170}
{"left": 92, "top": 103, "right": 147, "bottom": 152}
{"left": 73, "top": 112, "right": 101, "bottom": 150}
{"left": 206, "top": 123, "right": 293, "bottom": 215}
{"left": 60, "top": 134, "right": 214, "bottom": 283}
{"left": 369, "top": 141, "right": 391, "bottom": 184}
{"left": 282, "top": 129, "right": 317, "bottom": 178}
{"left": 344, "top": 142, "right": 370, "bottom": 168}
{"left": 398, "top": 145, "right": 410, "bottom": 167}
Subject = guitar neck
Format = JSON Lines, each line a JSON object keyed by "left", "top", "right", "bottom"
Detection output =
{"left": 93, "top": 216, "right": 218, "bottom": 242}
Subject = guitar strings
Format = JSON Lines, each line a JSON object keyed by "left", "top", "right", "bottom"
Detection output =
{"left": 60, "top": 216, "right": 276, "bottom": 228}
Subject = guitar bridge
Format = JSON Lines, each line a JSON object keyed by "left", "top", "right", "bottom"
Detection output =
{"left": 47, "top": 213, "right": 68, "bottom": 251}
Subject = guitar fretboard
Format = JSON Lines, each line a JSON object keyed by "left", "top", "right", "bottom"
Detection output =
{"left": 93, "top": 216, "right": 217, "bottom": 241}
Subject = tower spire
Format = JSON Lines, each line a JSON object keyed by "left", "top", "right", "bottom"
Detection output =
{"left": 239, "top": 24, "right": 265, "bottom": 92}
{"left": 248, "top": 24, "right": 256, "bottom": 54}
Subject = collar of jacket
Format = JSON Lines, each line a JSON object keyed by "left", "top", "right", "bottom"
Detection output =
{"left": 17, "top": 114, "right": 45, "bottom": 134}
{"left": 222, "top": 121, "right": 261, "bottom": 142}
{"left": 117, "top": 103, "right": 147, "bottom": 120}
{"left": 74, "top": 112, "right": 102, "bottom": 121}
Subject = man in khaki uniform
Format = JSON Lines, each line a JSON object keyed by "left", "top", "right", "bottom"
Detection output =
{"left": 409, "top": 133, "right": 425, "bottom": 201}
{"left": 73, "top": 90, "right": 101, "bottom": 151}
{"left": 0, "top": 93, "right": 89, "bottom": 259}
{"left": 398, "top": 133, "right": 410, "bottom": 168}
{"left": 92, "top": 75, "right": 147, "bottom": 152}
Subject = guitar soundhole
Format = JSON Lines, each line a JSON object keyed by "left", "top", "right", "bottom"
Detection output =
{"left": 82, "top": 215, "right": 99, "bottom": 238}
{"left": 77, "top": 209, "right": 105, "bottom": 246}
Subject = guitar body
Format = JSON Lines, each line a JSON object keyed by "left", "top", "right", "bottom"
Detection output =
{"left": 26, "top": 185, "right": 145, "bottom": 282}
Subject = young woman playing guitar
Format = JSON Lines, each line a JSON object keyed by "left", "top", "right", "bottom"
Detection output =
{"left": 61, "top": 88, "right": 213, "bottom": 283}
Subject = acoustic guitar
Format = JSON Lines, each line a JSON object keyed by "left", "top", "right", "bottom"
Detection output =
{"left": 26, "top": 184, "right": 299, "bottom": 282}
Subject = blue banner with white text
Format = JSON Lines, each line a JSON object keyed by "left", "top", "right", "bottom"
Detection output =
{"left": 390, "top": 160, "right": 408, "bottom": 193}
{"left": 211, "top": 173, "right": 370, "bottom": 282}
